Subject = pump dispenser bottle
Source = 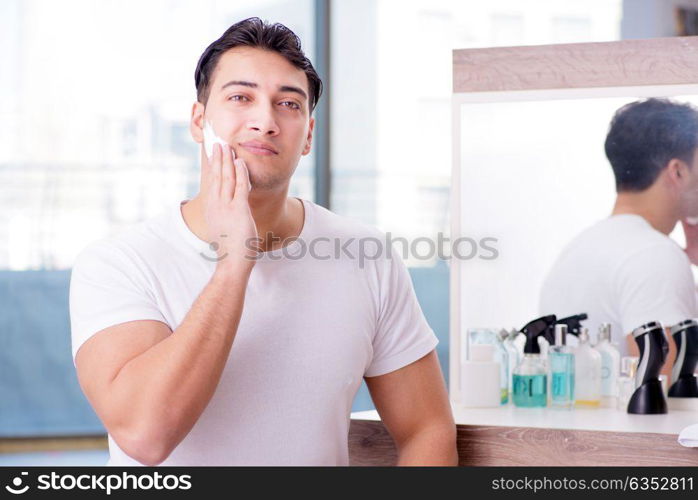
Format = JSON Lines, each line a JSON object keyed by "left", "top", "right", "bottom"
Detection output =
{"left": 512, "top": 315, "right": 557, "bottom": 408}
{"left": 574, "top": 328, "right": 601, "bottom": 407}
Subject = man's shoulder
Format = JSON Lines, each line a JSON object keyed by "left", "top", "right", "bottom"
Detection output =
{"left": 72, "top": 210, "right": 172, "bottom": 270}
{"left": 602, "top": 216, "right": 685, "bottom": 261}
{"left": 561, "top": 215, "right": 678, "bottom": 258}
{"left": 306, "top": 200, "right": 385, "bottom": 240}
{"left": 303, "top": 201, "right": 397, "bottom": 269}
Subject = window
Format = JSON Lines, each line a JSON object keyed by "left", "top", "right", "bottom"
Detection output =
{"left": 0, "top": 0, "right": 315, "bottom": 271}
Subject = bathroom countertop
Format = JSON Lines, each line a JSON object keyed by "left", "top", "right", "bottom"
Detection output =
{"left": 348, "top": 402, "right": 698, "bottom": 466}
{"left": 351, "top": 402, "right": 698, "bottom": 435}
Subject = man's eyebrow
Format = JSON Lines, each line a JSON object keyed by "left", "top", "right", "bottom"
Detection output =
{"left": 278, "top": 85, "right": 308, "bottom": 101}
{"left": 220, "top": 80, "right": 257, "bottom": 91}
{"left": 220, "top": 80, "right": 307, "bottom": 101}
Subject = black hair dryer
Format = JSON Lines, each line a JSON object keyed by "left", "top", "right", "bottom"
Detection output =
{"left": 668, "top": 319, "right": 698, "bottom": 401}
{"left": 627, "top": 321, "right": 668, "bottom": 414}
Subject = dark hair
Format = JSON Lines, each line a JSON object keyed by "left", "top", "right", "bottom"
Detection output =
{"left": 194, "top": 17, "right": 322, "bottom": 113}
{"left": 604, "top": 98, "right": 698, "bottom": 192}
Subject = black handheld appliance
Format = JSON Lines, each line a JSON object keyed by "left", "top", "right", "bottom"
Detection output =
{"left": 627, "top": 321, "right": 668, "bottom": 414}
{"left": 668, "top": 319, "right": 698, "bottom": 398}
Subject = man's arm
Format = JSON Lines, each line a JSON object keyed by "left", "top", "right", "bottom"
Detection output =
{"left": 364, "top": 350, "right": 458, "bottom": 466}
{"left": 76, "top": 267, "right": 250, "bottom": 466}
{"left": 75, "top": 143, "right": 257, "bottom": 466}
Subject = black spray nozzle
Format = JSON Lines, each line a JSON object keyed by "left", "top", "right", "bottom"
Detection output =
{"left": 543, "top": 314, "right": 589, "bottom": 344}
{"left": 553, "top": 313, "right": 588, "bottom": 337}
{"left": 519, "top": 315, "right": 557, "bottom": 354}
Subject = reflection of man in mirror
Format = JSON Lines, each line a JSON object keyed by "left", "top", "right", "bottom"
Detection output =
{"left": 540, "top": 98, "right": 698, "bottom": 373}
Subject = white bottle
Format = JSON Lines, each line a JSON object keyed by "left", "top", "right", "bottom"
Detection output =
{"left": 461, "top": 344, "right": 501, "bottom": 407}
{"left": 574, "top": 328, "right": 602, "bottom": 407}
{"left": 595, "top": 323, "right": 621, "bottom": 408}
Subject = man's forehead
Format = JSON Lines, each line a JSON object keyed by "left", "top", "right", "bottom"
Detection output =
{"left": 212, "top": 47, "right": 309, "bottom": 94}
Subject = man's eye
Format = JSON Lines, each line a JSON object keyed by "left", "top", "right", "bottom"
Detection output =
{"left": 228, "top": 95, "right": 248, "bottom": 102}
{"left": 280, "top": 101, "right": 300, "bottom": 110}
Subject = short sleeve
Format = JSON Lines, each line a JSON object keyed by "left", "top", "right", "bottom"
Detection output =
{"left": 69, "top": 241, "right": 167, "bottom": 367}
{"left": 364, "top": 245, "right": 439, "bottom": 377}
{"left": 615, "top": 242, "right": 697, "bottom": 335}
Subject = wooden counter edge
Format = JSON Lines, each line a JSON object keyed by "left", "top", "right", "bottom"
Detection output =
{"left": 348, "top": 419, "right": 698, "bottom": 466}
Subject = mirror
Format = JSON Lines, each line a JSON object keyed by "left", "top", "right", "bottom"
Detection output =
{"left": 457, "top": 91, "right": 698, "bottom": 333}
{"left": 451, "top": 85, "right": 698, "bottom": 401}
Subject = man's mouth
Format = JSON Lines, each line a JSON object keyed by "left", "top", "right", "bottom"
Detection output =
{"left": 239, "top": 140, "right": 279, "bottom": 156}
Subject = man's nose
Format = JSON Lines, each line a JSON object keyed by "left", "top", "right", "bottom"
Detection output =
{"left": 246, "top": 102, "right": 280, "bottom": 136}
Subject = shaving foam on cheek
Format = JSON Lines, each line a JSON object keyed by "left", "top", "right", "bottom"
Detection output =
{"left": 687, "top": 216, "right": 698, "bottom": 225}
{"left": 203, "top": 120, "right": 231, "bottom": 160}
{"left": 202, "top": 120, "right": 251, "bottom": 192}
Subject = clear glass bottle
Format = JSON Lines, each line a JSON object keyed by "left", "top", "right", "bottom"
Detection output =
{"left": 513, "top": 355, "right": 547, "bottom": 407}
{"left": 503, "top": 329, "right": 521, "bottom": 402}
{"left": 617, "top": 356, "right": 639, "bottom": 411}
{"left": 574, "top": 328, "right": 602, "bottom": 407}
{"left": 495, "top": 330, "right": 510, "bottom": 404}
{"left": 549, "top": 324, "right": 575, "bottom": 409}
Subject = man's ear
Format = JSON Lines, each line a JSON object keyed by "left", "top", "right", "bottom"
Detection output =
{"left": 190, "top": 101, "right": 205, "bottom": 144}
{"left": 302, "top": 117, "right": 315, "bottom": 156}
{"left": 666, "top": 158, "right": 690, "bottom": 187}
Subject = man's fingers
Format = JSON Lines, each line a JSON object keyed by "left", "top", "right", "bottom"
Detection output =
{"left": 207, "top": 143, "right": 222, "bottom": 196}
{"left": 220, "top": 144, "right": 236, "bottom": 199}
{"left": 233, "top": 158, "right": 251, "bottom": 201}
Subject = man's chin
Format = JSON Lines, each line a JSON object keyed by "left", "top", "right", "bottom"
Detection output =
{"left": 246, "top": 173, "right": 289, "bottom": 192}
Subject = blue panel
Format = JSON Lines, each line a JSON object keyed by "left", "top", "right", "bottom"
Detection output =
{"left": 0, "top": 270, "right": 105, "bottom": 437}
{"left": 351, "top": 260, "right": 450, "bottom": 412}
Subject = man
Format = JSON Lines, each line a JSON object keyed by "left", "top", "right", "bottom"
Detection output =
{"left": 69, "top": 17, "right": 456, "bottom": 466}
{"left": 540, "top": 98, "right": 698, "bottom": 369}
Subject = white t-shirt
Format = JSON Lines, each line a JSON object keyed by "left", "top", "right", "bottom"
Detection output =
{"left": 539, "top": 214, "right": 696, "bottom": 356}
{"left": 69, "top": 197, "right": 438, "bottom": 466}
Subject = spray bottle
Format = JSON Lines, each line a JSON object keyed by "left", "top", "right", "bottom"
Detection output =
{"left": 512, "top": 315, "right": 557, "bottom": 408}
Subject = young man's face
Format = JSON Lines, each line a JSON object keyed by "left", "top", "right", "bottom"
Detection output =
{"left": 190, "top": 46, "right": 314, "bottom": 192}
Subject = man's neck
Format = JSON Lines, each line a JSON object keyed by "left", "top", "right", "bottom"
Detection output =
{"left": 181, "top": 191, "right": 305, "bottom": 252}
{"left": 611, "top": 189, "right": 679, "bottom": 235}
